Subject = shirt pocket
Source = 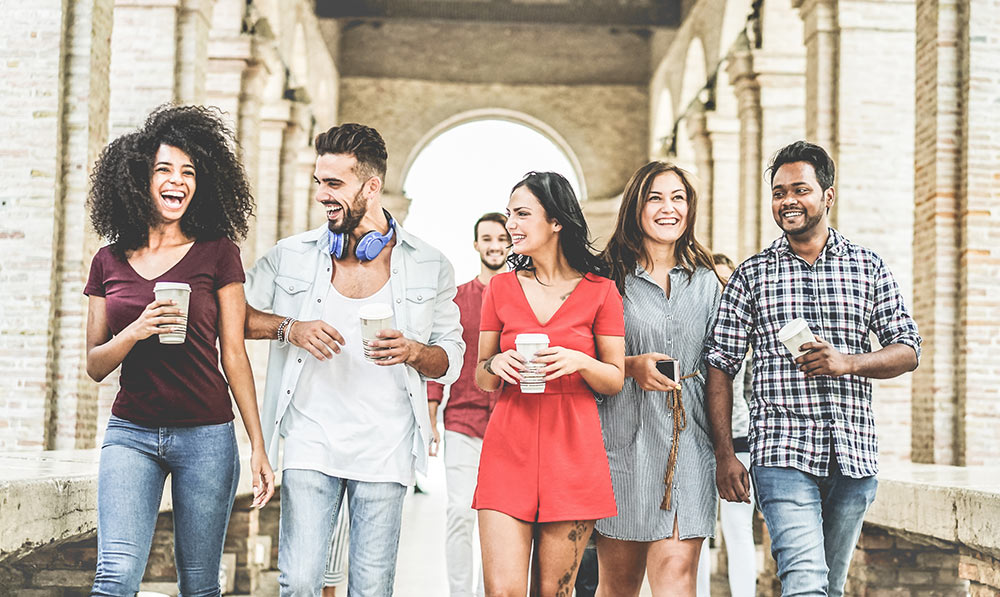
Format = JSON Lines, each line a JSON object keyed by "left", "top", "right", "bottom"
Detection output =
{"left": 403, "top": 286, "right": 436, "bottom": 341}
{"left": 273, "top": 275, "right": 310, "bottom": 317}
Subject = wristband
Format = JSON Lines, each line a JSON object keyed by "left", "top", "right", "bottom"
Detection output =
{"left": 484, "top": 355, "right": 496, "bottom": 375}
{"left": 276, "top": 316, "right": 296, "bottom": 344}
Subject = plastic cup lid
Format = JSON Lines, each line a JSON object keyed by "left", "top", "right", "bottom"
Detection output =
{"left": 777, "top": 318, "right": 808, "bottom": 341}
{"left": 359, "top": 303, "right": 394, "bottom": 320}
{"left": 153, "top": 282, "right": 191, "bottom": 292}
{"left": 515, "top": 333, "right": 549, "bottom": 344}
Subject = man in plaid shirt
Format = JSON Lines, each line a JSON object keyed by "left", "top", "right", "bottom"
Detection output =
{"left": 705, "top": 141, "right": 921, "bottom": 597}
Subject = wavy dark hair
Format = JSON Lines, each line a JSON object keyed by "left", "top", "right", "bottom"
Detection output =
{"left": 506, "top": 171, "right": 608, "bottom": 278}
{"left": 87, "top": 105, "right": 254, "bottom": 258}
{"left": 601, "top": 161, "right": 720, "bottom": 295}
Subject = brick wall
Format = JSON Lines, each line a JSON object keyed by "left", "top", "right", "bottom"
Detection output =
{"left": 0, "top": 1, "right": 69, "bottom": 450}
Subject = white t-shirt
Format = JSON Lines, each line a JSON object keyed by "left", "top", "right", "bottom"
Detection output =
{"left": 280, "top": 280, "right": 416, "bottom": 485}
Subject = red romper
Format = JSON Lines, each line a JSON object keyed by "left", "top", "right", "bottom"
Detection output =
{"left": 472, "top": 271, "right": 624, "bottom": 522}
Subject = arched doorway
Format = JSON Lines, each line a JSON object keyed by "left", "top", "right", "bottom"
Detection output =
{"left": 401, "top": 115, "right": 584, "bottom": 283}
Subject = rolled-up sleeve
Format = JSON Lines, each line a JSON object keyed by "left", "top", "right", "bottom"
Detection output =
{"left": 870, "top": 256, "right": 922, "bottom": 362}
{"left": 423, "top": 255, "right": 465, "bottom": 384}
{"left": 705, "top": 266, "right": 753, "bottom": 376}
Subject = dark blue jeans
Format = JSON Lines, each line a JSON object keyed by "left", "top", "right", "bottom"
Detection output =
{"left": 751, "top": 462, "right": 877, "bottom": 597}
{"left": 91, "top": 415, "right": 239, "bottom": 597}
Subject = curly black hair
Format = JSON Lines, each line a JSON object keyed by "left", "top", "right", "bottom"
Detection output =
{"left": 87, "top": 105, "right": 254, "bottom": 258}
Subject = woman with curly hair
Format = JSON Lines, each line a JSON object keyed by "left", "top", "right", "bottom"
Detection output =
{"left": 595, "top": 162, "right": 721, "bottom": 597}
{"left": 473, "top": 171, "right": 625, "bottom": 595}
{"left": 84, "top": 105, "right": 274, "bottom": 596}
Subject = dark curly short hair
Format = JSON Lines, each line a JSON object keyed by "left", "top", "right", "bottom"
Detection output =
{"left": 87, "top": 105, "right": 254, "bottom": 258}
{"left": 314, "top": 123, "right": 387, "bottom": 181}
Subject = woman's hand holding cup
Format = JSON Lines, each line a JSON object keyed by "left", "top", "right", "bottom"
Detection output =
{"left": 127, "top": 299, "right": 183, "bottom": 342}
{"left": 487, "top": 349, "right": 527, "bottom": 385}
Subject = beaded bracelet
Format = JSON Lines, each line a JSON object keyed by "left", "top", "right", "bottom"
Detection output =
{"left": 276, "top": 316, "right": 296, "bottom": 344}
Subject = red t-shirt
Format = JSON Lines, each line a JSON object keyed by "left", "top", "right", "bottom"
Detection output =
{"left": 84, "top": 237, "right": 245, "bottom": 427}
{"left": 427, "top": 277, "right": 496, "bottom": 439}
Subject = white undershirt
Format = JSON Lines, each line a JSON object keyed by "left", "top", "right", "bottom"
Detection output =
{"left": 280, "top": 280, "right": 415, "bottom": 485}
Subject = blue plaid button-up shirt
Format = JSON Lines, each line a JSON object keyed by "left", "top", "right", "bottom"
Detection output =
{"left": 705, "top": 228, "right": 921, "bottom": 478}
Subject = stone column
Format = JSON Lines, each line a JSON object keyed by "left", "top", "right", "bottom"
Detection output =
{"left": 794, "top": 0, "right": 839, "bottom": 161}
{"left": 754, "top": 50, "right": 807, "bottom": 251}
{"left": 108, "top": 0, "right": 180, "bottom": 135}
{"left": 686, "top": 106, "right": 714, "bottom": 247}
{"left": 48, "top": 0, "right": 115, "bottom": 450}
{"left": 256, "top": 100, "right": 291, "bottom": 259}
{"left": 238, "top": 57, "right": 267, "bottom": 265}
{"left": 727, "top": 48, "right": 763, "bottom": 260}
{"left": 581, "top": 197, "right": 623, "bottom": 250}
{"left": 955, "top": 0, "right": 1000, "bottom": 465}
{"left": 176, "top": 0, "right": 215, "bottom": 104}
{"left": 0, "top": 0, "right": 112, "bottom": 449}
{"left": 705, "top": 108, "right": 741, "bottom": 259}
{"left": 911, "top": 0, "right": 962, "bottom": 465}
{"left": 278, "top": 101, "right": 311, "bottom": 240}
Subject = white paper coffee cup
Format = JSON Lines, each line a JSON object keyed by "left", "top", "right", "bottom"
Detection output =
{"left": 359, "top": 303, "right": 394, "bottom": 362}
{"left": 777, "top": 318, "right": 817, "bottom": 359}
{"left": 515, "top": 333, "right": 549, "bottom": 393}
{"left": 153, "top": 282, "right": 191, "bottom": 344}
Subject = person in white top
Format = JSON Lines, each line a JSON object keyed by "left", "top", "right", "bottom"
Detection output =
{"left": 244, "top": 123, "right": 464, "bottom": 596}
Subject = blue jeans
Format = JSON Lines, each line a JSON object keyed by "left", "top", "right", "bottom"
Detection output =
{"left": 278, "top": 469, "right": 408, "bottom": 596}
{"left": 751, "top": 461, "right": 877, "bottom": 597}
{"left": 91, "top": 415, "right": 240, "bottom": 597}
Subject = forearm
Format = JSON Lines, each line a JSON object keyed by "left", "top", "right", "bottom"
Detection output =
{"left": 222, "top": 351, "right": 266, "bottom": 450}
{"left": 86, "top": 331, "right": 139, "bottom": 382}
{"left": 407, "top": 343, "right": 449, "bottom": 378}
{"left": 428, "top": 399, "right": 439, "bottom": 423}
{"left": 848, "top": 343, "right": 918, "bottom": 378}
{"left": 623, "top": 355, "right": 641, "bottom": 379}
{"left": 476, "top": 358, "right": 501, "bottom": 391}
{"left": 579, "top": 357, "right": 625, "bottom": 396}
{"left": 706, "top": 366, "right": 736, "bottom": 456}
{"left": 244, "top": 304, "right": 283, "bottom": 340}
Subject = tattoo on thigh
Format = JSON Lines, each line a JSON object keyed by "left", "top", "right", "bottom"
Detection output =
{"left": 555, "top": 521, "right": 589, "bottom": 596}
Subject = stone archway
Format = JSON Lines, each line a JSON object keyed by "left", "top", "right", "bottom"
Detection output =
{"left": 399, "top": 108, "right": 589, "bottom": 205}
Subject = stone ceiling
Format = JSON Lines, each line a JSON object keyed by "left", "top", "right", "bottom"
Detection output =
{"left": 314, "top": 0, "right": 679, "bottom": 27}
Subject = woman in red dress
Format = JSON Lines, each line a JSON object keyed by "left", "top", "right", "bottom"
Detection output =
{"left": 474, "top": 171, "right": 626, "bottom": 595}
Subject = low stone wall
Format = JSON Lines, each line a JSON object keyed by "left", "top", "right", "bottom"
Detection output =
{"left": 0, "top": 449, "right": 281, "bottom": 596}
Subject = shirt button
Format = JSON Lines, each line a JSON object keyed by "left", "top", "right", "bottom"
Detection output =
{"left": 417, "top": 294, "right": 423, "bottom": 300}
{"left": 317, "top": 298, "right": 322, "bottom": 303}
{"left": 396, "top": 298, "right": 402, "bottom": 303}
{"left": 393, "top": 268, "right": 399, "bottom": 274}
{"left": 286, "top": 390, "right": 291, "bottom": 395}
{"left": 289, "top": 285, "right": 294, "bottom": 291}
{"left": 297, "top": 358, "right": 302, "bottom": 363}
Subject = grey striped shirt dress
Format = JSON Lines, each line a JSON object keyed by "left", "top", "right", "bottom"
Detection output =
{"left": 596, "top": 265, "right": 720, "bottom": 541}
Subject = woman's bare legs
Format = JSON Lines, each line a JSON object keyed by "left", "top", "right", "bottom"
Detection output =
{"left": 646, "top": 517, "right": 705, "bottom": 597}
{"left": 480, "top": 510, "right": 533, "bottom": 596}
{"left": 595, "top": 534, "right": 649, "bottom": 597}
{"left": 532, "top": 520, "right": 594, "bottom": 597}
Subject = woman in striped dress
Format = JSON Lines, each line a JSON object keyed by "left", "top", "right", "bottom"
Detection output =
{"left": 596, "top": 162, "right": 722, "bottom": 597}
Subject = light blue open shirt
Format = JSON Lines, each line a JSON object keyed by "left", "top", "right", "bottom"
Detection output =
{"left": 245, "top": 222, "right": 464, "bottom": 476}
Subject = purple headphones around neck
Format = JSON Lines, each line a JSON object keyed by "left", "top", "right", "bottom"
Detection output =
{"left": 329, "top": 210, "right": 396, "bottom": 261}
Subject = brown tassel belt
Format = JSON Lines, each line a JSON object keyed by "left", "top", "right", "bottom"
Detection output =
{"left": 661, "top": 369, "right": 700, "bottom": 511}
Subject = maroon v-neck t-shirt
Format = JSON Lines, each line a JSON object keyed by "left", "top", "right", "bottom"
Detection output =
{"left": 84, "top": 237, "right": 245, "bottom": 427}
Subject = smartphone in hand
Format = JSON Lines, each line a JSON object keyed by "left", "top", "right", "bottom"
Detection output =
{"left": 655, "top": 359, "right": 678, "bottom": 382}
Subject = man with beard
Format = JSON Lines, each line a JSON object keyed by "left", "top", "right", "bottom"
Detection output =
{"left": 704, "top": 140, "right": 920, "bottom": 597}
{"left": 244, "top": 123, "right": 463, "bottom": 596}
{"left": 426, "top": 212, "right": 509, "bottom": 597}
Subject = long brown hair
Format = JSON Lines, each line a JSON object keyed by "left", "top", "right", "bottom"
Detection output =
{"left": 600, "top": 161, "right": 720, "bottom": 295}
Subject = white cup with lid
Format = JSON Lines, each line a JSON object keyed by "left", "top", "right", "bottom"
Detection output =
{"left": 777, "top": 318, "right": 817, "bottom": 360}
{"left": 515, "top": 333, "right": 549, "bottom": 393}
{"left": 359, "top": 303, "right": 394, "bottom": 361}
{"left": 153, "top": 282, "right": 191, "bottom": 344}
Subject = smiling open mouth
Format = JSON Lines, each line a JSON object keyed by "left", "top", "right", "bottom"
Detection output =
{"left": 161, "top": 190, "right": 185, "bottom": 209}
